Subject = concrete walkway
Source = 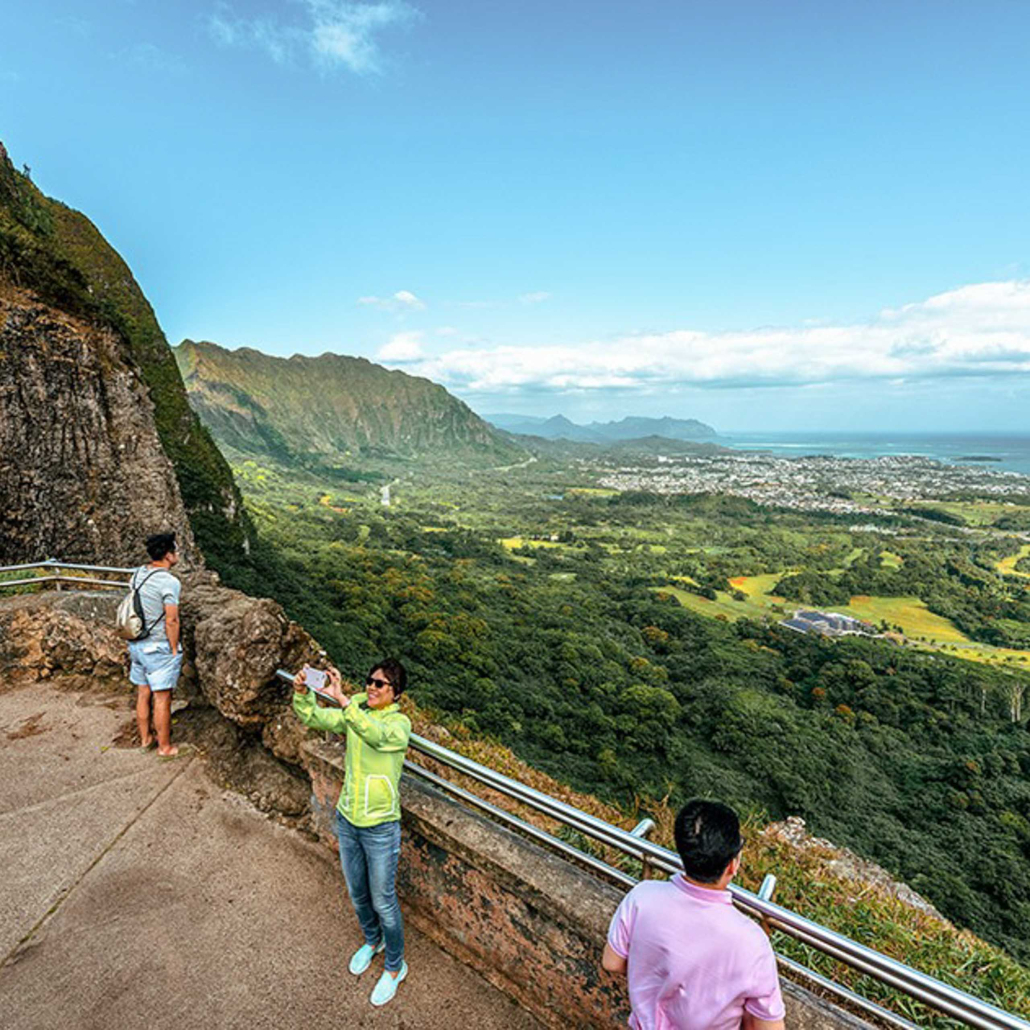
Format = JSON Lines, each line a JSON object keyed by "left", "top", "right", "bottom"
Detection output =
{"left": 0, "top": 682, "right": 542, "bottom": 1030}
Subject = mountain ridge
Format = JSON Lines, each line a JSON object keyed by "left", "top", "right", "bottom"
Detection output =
{"left": 487, "top": 412, "right": 718, "bottom": 443}
{"left": 175, "top": 339, "right": 524, "bottom": 467}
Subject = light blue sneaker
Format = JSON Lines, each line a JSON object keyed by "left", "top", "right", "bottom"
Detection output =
{"left": 370, "top": 961, "right": 408, "bottom": 1006}
{"left": 348, "top": 940, "right": 385, "bottom": 976}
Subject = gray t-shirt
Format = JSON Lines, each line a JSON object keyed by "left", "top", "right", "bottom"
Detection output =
{"left": 131, "top": 566, "right": 181, "bottom": 646}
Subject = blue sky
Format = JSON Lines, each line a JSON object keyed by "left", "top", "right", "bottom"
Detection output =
{"left": 2, "top": 0, "right": 1029, "bottom": 431}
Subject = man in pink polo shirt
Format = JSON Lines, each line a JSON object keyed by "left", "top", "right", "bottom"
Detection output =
{"left": 602, "top": 799, "right": 785, "bottom": 1030}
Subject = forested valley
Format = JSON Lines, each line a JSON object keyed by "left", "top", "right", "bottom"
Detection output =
{"left": 208, "top": 449, "right": 1030, "bottom": 968}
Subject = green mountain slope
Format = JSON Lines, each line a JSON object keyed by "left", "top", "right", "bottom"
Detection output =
{"left": 174, "top": 339, "right": 526, "bottom": 467}
{"left": 0, "top": 142, "right": 249, "bottom": 565}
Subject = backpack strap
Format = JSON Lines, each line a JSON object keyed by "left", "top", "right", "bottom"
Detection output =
{"left": 133, "top": 567, "right": 168, "bottom": 639}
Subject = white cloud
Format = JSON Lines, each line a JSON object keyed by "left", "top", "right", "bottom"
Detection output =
{"left": 358, "top": 289, "right": 426, "bottom": 311}
{"left": 397, "top": 281, "right": 1030, "bottom": 395}
{"left": 207, "top": 0, "right": 420, "bottom": 75}
{"left": 519, "top": 291, "right": 552, "bottom": 305}
{"left": 377, "top": 331, "right": 424, "bottom": 362}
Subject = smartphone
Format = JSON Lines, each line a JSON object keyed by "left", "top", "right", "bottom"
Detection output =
{"left": 303, "top": 666, "right": 328, "bottom": 692}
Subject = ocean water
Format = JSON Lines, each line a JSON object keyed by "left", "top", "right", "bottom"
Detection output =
{"left": 719, "top": 432, "right": 1030, "bottom": 478}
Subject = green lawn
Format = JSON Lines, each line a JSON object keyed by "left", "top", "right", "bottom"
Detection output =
{"left": 997, "top": 543, "right": 1030, "bottom": 579}
{"left": 498, "top": 536, "right": 564, "bottom": 550}
{"left": 837, "top": 595, "right": 969, "bottom": 643}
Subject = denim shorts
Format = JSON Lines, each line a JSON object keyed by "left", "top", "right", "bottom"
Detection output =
{"left": 128, "top": 640, "right": 182, "bottom": 692}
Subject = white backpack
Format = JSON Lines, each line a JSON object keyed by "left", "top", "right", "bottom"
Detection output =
{"left": 115, "top": 569, "right": 165, "bottom": 641}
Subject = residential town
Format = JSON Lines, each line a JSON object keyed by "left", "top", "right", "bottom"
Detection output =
{"left": 591, "top": 450, "right": 1029, "bottom": 515}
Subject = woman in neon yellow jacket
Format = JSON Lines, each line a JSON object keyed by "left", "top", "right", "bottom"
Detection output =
{"left": 293, "top": 659, "right": 411, "bottom": 1008}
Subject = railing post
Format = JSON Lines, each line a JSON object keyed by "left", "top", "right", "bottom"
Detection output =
{"left": 631, "top": 818, "right": 655, "bottom": 879}
{"left": 758, "top": 874, "right": 777, "bottom": 937}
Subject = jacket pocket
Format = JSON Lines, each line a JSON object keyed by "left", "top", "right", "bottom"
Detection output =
{"left": 364, "top": 774, "right": 396, "bottom": 818}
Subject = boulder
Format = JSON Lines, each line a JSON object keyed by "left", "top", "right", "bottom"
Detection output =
{"left": 0, "top": 590, "right": 126, "bottom": 687}
{"left": 179, "top": 570, "right": 325, "bottom": 740}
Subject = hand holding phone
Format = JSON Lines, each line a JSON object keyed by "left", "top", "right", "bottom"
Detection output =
{"left": 303, "top": 666, "right": 328, "bottom": 692}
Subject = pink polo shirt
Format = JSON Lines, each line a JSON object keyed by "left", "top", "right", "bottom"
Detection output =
{"left": 607, "top": 876, "right": 785, "bottom": 1030}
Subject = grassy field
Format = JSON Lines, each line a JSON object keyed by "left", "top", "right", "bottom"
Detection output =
{"left": 997, "top": 543, "right": 1030, "bottom": 579}
{"left": 729, "top": 573, "right": 789, "bottom": 606}
{"left": 659, "top": 577, "right": 1030, "bottom": 669}
{"left": 670, "top": 574, "right": 699, "bottom": 587}
{"left": 906, "top": 500, "right": 1030, "bottom": 526}
{"left": 498, "top": 536, "right": 564, "bottom": 550}
{"left": 565, "top": 486, "right": 619, "bottom": 498}
{"left": 940, "top": 642, "right": 1030, "bottom": 669}
{"left": 843, "top": 547, "right": 865, "bottom": 566}
{"left": 836, "top": 595, "right": 969, "bottom": 642}
{"left": 653, "top": 585, "right": 750, "bottom": 621}
{"left": 880, "top": 550, "right": 904, "bottom": 569}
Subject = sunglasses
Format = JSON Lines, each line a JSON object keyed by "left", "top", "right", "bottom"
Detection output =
{"left": 366, "top": 676, "right": 393, "bottom": 690}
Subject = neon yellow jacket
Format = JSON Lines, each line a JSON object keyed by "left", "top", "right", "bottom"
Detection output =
{"left": 293, "top": 690, "right": 411, "bottom": 827}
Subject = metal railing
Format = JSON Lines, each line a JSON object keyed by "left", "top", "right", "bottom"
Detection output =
{"left": 0, "top": 559, "right": 133, "bottom": 590}
{"left": 276, "top": 668, "right": 1029, "bottom": 1030}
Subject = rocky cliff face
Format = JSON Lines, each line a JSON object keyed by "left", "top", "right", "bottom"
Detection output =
{"left": 0, "top": 140, "right": 248, "bottom": 567}
{"left": 0, "top": 287, "right": 196, "bottom": 564}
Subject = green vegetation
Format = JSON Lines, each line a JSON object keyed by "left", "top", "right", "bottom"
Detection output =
{"left": 739, "top": 820, "right": 1030, "bottom": 1024}
{"left": 212, "top": 451, "right": 1030, "bottom": 971}
{"left": 772, "top": 541, "right": 1030, "bottom": 651}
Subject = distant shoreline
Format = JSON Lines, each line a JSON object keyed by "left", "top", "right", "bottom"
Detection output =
{"left": 717, "top": 432, "right": 1030, "bottom": 477}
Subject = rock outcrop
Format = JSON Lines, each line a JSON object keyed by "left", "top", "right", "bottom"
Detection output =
{"left": 0, "top": 288, "right": 196, "bottom": 565}
{"left": 763, "top": 815, "right": 948, "bottom": 923}
{"left": 0, "top": 590, "right": 128, "bottom": 689}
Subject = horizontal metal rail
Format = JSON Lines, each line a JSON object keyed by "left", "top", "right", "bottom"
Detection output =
{"left": 405, "top": 758, "right": 636, "bottom": 888}
{"left": 0, "top": 559, "right": 135, "bottom": 576}
{"left": 276, "top": 668, "right": 1028, "bottom": 1030}
{"left": 775, "top": 953, "right": 919, "bottom": 1030}
{"left": 0, "top": 575, "right": 128, "bottom": 589}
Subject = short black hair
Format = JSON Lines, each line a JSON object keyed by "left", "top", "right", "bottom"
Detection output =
{"left": 145, "top": 532, "right": 177, "bottom": 562}
{"left": 674, "top": 799, "right": 744, "bottom": 883}
{"left": 370, "top": 657, "right": 407, "bottom": 697}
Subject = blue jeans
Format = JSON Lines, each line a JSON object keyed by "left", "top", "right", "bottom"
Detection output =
{"left": 335, "top": 812, "right": 404, "bottom": 972}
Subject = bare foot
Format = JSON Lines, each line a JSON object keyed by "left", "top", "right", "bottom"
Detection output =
{"left": 140, "top": 736, "right": 155, "bottom": 749}
{"left": 156, "top": 745, "right": 179, "bottom": 757}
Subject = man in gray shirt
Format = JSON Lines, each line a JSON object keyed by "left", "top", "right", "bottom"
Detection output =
{"left": 128, "top": 532, "right": 182, "bottom": 757}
